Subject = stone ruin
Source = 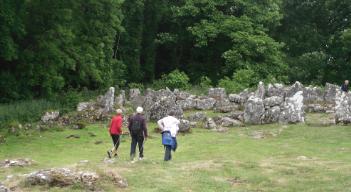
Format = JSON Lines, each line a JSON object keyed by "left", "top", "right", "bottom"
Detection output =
{"left": 38, "top": 80, "right": 349, "bottom": 132}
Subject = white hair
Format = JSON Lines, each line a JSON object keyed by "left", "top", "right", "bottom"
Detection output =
{"left": 136, "top": 107, "right": 143, "bottom": 113}
{"left": 116, "top": 109, "right": 122, "bottom": 114}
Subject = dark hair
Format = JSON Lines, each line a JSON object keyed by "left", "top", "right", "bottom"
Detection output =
{"left": 168, "top": 111, "right": 176, "bottom": 116}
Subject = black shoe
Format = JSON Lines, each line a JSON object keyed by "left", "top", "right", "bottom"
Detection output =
{"left": 107, "top": 151, "right": 111, "bottom": 159}
{"left": 114, "top": 153, "right": 118, "bottom": 158}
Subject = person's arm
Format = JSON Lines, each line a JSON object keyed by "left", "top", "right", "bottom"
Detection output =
{"left": 157, "top": 119, "right": 164, "bottom": 130}
{"left": 127, "top": 116, "right": 132, "bottom": 133}
{"left": 117, "top": 117, "right": 123, "bottom": 134}
{"left": 143, "top": 118, "right": 148, "bottom": 138}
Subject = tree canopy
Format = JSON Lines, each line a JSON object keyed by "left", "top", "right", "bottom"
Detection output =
{"left": 0, "top": 0, "right": 350, "bottom": 102}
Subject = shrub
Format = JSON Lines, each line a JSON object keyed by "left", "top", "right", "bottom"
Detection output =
{"left": 128, "top": 83, "right": 144, "bottom": 90}
{"left": 199, "top": 76, "right": 212, "bottom": 89}
{"left": 218, "top": 69, "right": 259, "bottom": 93}
{"left": 152, "top": 69, "right": 190, "bottom": 90}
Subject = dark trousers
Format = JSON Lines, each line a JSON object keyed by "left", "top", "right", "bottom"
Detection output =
{"left": 164, "top": 145, "right": 172, "bottom": 161}
{"left": 111, "top": 134, "right": 120, "bottom": 150}
{"left": 130, "top": 134, "right": 144, "bottom": 159}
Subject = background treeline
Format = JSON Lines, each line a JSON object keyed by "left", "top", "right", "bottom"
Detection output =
{"left": 1, "top": 0, "right": 351, "bottom": 103}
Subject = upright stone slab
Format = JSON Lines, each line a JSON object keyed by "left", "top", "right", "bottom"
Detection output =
{"left": 335, "top": 91, "right": 351, "bottom": 124}
{"left": 244, "top": 96, "right": 265, "bottom": 124}
{"left": 115, "top": 90, "right": 126, "bottom": 107}
{"left": 255, "top": 81, "right": 265, "bottom": 99}
{"left": 324, "top": 83, "right": 339, "bottom": 103}
{"left": 99, "top": 87, "right": 115, "bottom": 113}
{"left": 286, "top": 81, "right": 304, "bottom": 97}
{"left": 279, "top": 91, "right": 304, "bottom": 123}
{"left": 266, "top": 83, "right": 286, "bottom": 97}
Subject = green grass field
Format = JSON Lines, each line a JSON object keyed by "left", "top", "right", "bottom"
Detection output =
{"left": 1, "top": 121, "right": 351, "bottom": 191}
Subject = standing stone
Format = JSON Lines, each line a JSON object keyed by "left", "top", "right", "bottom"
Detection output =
{"left": 279, "top": 91, "right": 304, "bottom": 123}
{"left": 98, "top": 87, "right": 115, "bottom": 113}
{"left": 335, "top": 91, "right": 351, "bottom": 124}
{"left": 266, "top": 83, "right": 286, "bottom": 97}
{"left": 115, "top": 90, "right": 126, "bottom": 107}
{"left": 228, "top": 94, "right": 245, "bottom": 104}
{"left": 262, "top": 106, "right": 281, "bottom": 124}
{"left": 286, "top": 81, "right": 304, "bottom": 97}
{"left": 208, "top": 88, "right": 226, "bottom": 101}
{"left": 324, "top": 83, "right": 339, "bottom": 103}
{"left": 244, "top": 96, "right": 265, "bottom": 124}
{"left": 255, "top": 81, "right": 265, "bottom": 99}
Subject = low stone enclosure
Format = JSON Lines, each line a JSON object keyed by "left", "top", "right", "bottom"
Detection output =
{"left": 37, "top": 81, "right": 351, "bottom": 133}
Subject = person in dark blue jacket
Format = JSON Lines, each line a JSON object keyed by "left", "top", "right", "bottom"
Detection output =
{"left": 341, "top": 80, "right": 349, "bottom": 92}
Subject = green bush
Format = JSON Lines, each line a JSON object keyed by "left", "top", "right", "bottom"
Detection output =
{"left": 199, "top": 76, "right": 212, "bottom": 89}
{"left": 128, "top": 83, "right": 144, "bottom": 90}
{"left": 218, "top": 69, "right": 259, "bottom": 93}
{"left": 152, "top": 69, "right": 190, "bottom": 90}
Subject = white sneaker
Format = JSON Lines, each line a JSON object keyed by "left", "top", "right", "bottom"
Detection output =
{"left": 138, "top": 157, "right": 144, "bottom": 161}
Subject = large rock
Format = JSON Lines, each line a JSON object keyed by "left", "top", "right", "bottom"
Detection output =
{"left": 0, "top": 183, "right": 9, "bottom": 192}
{"left": 195, "top": 98, "right": 216, "bottom": 110}
{"left": 255, "top": 81, "right": 265, "bottom": 99}
{"left": 77, "top": 102, "right": 95, "bottom": 112}
{"left": 176, "top": 99, "right": 197, "bottom": 110}
{"left": 262, "top": 106, "right": 281, "bottom": 124}
{"left": 244, "top": 96, "right": 265, "bottom": 124}
{"left": 187, "top": 112, "right": 206, "bottom": 122}
{"left": 263, "top": 96, "right": 283, "bottom": 108}
{"left": 219, "top": 117, "right": 243, "bottom": 127}
{"left": 228, "top": 94, "right": 245, "bottom": 104}
{"left": 98, "top": 87, "right": 115, "bottom": 113}
{"left": 179, "top": 119, "right": 191, "bottom": 132}
{"left": 214, "top": 99, "right": 238, "bottom": 113}
{"left": 324, "top": 83, "right": 339, "bottom": 103}
{"left": 0, "top": 158, "right": 33, "bottom": 168}
{"left": 266, "top": 83, "right": 286, "bottom": 97}
{"left": 25, "top": 168, "right": 104, "bottom": 190}
{"left": 335, "top": 91, "right": 351, "bottom": 124}
{"left": 208, "top": 88, "right": 226, "bottom": 101}
{"left": 115, "top": 90, "right": 126, "bottom": 107}
{"left": 41, "top": 111, "right": 60, "bottom": 123}
{"left": 279, "top": 91, "right": 304, "bottom": 123}
{"left": 286, "top": 81, "right": 304, "bottom": 97}
{"left": 148, "top": 96, "right": 183, "bottom": 121}
{"left": 204, "top": 118, "right": 217, "bottom": 129}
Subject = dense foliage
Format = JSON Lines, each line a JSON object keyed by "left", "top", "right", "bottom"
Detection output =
{"left": 1, "top": 0, "right": 350, "bottom": 102}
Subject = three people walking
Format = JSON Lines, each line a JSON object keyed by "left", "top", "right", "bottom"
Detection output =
{"left": 107, "top": 107, "right": 179, "bottom": 162}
